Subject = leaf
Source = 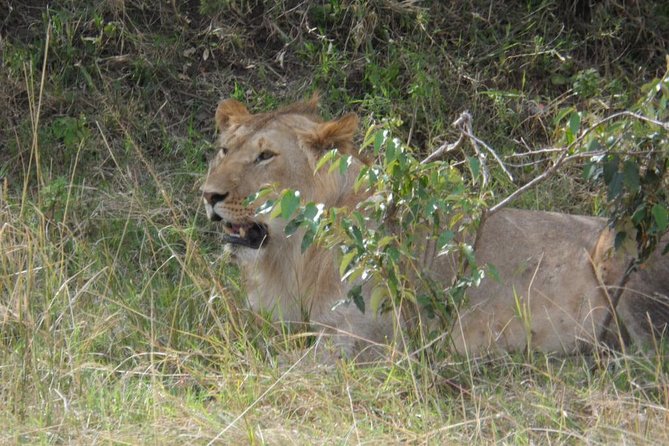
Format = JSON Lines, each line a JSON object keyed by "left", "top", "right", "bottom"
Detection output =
{"left": 315, "top": 149, "right": 337, "bottom": 172}
{"left": 353, "top": 211, "right": 366, "bottom": 228}
{"left": 582, "top": 162, "right": 597, "bottom": 181}
{"left": 370, "top": 286, "right": 387, "bottom": 314}
{"left": 255, "top": 198, "right": 275, "bottom": 215}
{"left": 568, "top": 111, "right": 581, "bottom": 139}
{"left": 461, "top": 244, "right": 477, "bottom": 269}
{"left": 339, "top": 154, "right": 352, "bottom": 175}
{"left": 284, "top": 217, "right": 303, "bottom": 236}
{"left": 436, "top": 230, "right": 455, "bottom": 250}
{"left": 246, "top": 186, "right": 274, "bottom": 206}
{"left": 554, "top": 107, "right": 575, "bottom": 126}
{"left": 339, "top": 250, "right": 357, "bottom": 277}
{"left": 350, "top": 225, "right": 364, "bottom": 248}
{"left": 328, "top": 157, "right": 341, "bottom": 174}
{"left": 652, "top": 204, "right": 668, "bottom": 232}
{"left": 373, "top": 130, "right": 387, "bottom": 156}
{"left": 354, "top": 166, "right": 369, "bottom": 192}
{"left": 622, "top": 160, "right": 640, "bottom": 192}
{"left": 387, "top": 246, "right": 400, "bottom": 263}
{"left": 631, "top": 204, "right": 647, "bottom": 225}
{"left": 269, "top": 201, "right": 282, "bottom": 219}
{"left": 467, "top": 156, "right": 480, "bottom": 181}
{"left": 348, "top": 285, "right": 365, "bottom": 314}
{"left": 301, "top": 228, "right": 315, "bottom": 252}
{"left": 303, "top": 202, "right": 321, "bottom": 222}
{"left": 344, "top": 265, "right": 365, "bottom": 283}
{"left": 377, "top": 236, "right": 395, "bottom": 249}
{"left": 280, "top": 190, "right": 301, "bottom": 220}
{"left": 607, "top": 172, "right": 624, "bottom": 200}
{"left": 361, "top": 125, "right": 377, "bottom": 151}
{"left": 385, "top": 139, "right": 396, "bottom": 165}
{"left": 602, "top": 155, "right": 619, "bottom": 185}
{"left": 367, "top": 166, "right": 378, "bottom": 186}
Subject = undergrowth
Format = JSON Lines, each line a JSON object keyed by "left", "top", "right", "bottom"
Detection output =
{"left": 1, "top": 0, "right": 669, "bottom": 444}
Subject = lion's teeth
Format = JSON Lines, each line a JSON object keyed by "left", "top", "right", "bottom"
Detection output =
{"left": 239, "top": 226, "right": 246, "bottom": 238}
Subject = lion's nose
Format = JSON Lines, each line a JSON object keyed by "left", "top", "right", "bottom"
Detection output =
{"left": 203, "top": 192, "right": 228, "bottom": 206}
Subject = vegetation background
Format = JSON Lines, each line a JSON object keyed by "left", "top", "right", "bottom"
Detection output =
{"left": 1, "top": 0, "right": 668, "bottom": 443}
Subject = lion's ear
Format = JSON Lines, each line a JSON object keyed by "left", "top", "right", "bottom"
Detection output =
{"left": 215, "top": 99, "right": 250, "bottom": 131}
{"left": 303, "top": 91, "right": 320, "bottom": 114}
{"left": 302, "top": 112, "right": 359, "bottom": 155}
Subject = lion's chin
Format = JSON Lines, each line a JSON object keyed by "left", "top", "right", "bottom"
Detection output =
{"left": 222, "top": 222, "right": 269, "bottom": 249}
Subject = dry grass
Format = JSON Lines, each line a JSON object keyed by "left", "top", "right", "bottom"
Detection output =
{"left": 3, "top": 171, "right": 669, "bottom": 443}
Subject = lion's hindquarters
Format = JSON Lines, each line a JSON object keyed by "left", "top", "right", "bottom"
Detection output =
{"left": 450, "top": 208, "right": 615, "bottom": 355}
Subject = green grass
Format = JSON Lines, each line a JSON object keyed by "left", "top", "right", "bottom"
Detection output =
{"left": 2, "top": 0, "right": 669, "bottom": 444}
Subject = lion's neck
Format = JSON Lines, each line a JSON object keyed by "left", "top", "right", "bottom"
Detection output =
{"left": 239, "top": 231, "right": 344, "bottom": 324}
{"left": 239, "top": 163, "right": 365, "bottom": 323}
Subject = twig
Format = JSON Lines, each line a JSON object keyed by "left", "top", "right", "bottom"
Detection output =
{"left": 464, "top": 128, "right": 514, "bottom": 182}
{"left": 611, "top": 110, "right": 669, "bottom": 130}
{"left": 488, "top": 110, "right": 669, "bottom": 215}
{"left": 488, "top": 146, "right": 571, "bottom": 215}
{"left": 422, "top": 112, "right": 514, "bottom": 187}
{"left": 459, "top": 112, "right": 491, "bottom": 187}
{"left": 420, "top": 134, "right": 464, "bottom": 164}
{"left": 422, "top": 109, "right": 668, "bottom": 216}
{"left": 453, "top": 111, "right": 513, "bottom": 185}
{"left": 505, "top": 147, "right": 564, "bottom": 158}
{"left": 456, "top": 112, "right": 514, "bottom": 183}
{"left": 504, "top": 158, "right": 554, "bottom": 168}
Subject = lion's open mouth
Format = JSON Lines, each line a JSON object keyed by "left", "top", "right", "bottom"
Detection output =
{"left": 222, "top": 221, "right": 269, "bottom": 249}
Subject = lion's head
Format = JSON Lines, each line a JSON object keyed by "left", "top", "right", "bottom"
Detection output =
{"left": 201, "top": 95, "right": 362, "bottom": 251}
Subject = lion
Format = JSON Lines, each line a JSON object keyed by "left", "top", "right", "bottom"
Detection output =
{"left": 201, "top": 95, "right": 669, "bottom": 358}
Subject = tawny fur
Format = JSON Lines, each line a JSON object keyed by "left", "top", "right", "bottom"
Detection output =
{"left": 202, "top": 97, "right": 669, "bottom": 357}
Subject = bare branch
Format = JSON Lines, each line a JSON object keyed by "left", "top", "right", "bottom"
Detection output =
{"left": 611, "top": 111, "right": 669, "bottom": 130}
{"left": 461, "top": 127, "right": 514, "bottom": 183}
{"left": 505, "top": 158, "right": 554, "bottom": 168}
{"left": 454, "top": 111, "right": 514, "bottom": 183}
{"left": 488, "top": 159, "right": 564, "bottom": 214}
{"left": 505, "top": 147, "right": 564, "bottom": 158}
{"left": 420, "top": 111, "right": 471, "bottom": 164}
{"left": 456, "top": 112, "right": 491, "bottom": 187}
{"left": 423, "top": 111, "right": 515, "bottom": 187}
{"left": 421, "top": 108, "right": 668, "bottom": 217}
{"left": 489, "top": 111, "right": 669, "bottom": 215}
{"left": 421, "top": 134, "right": 464, "bottom": 164}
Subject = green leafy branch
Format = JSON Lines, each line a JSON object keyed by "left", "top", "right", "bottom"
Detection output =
{"left": 496, "top": 61, "right": 669, "bottom": 261}
{"left": 248, "top": 60, "right": 669, "bottom": 326}
{"left": 252, "top": 123, "right": 490, "bottom": 321}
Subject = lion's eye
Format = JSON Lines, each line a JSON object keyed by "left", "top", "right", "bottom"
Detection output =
{"left": 220, "top": 147, "right": 229, "bottom": 156}
{"left": 255, "top": 151, "right": 276, "bottom": 163}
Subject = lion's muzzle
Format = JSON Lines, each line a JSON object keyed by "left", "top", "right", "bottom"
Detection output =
{"left": 203, "top": 190, "right": 269, "bottom": 249}
{"left": 222, "top": 221, "right": 269, "bottom": 249}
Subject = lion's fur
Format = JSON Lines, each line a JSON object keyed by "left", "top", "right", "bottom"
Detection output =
{"left": 448, "top": 209, "right": 668, "bottom": 353}
{"left": 202, "top": 97, "right": 669, "bottom": 357}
